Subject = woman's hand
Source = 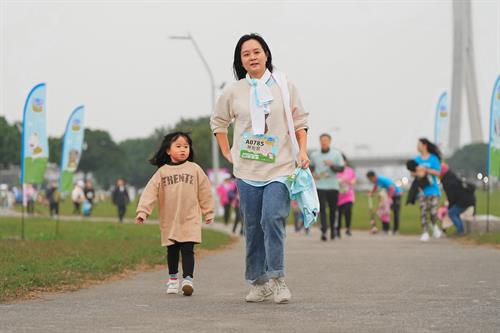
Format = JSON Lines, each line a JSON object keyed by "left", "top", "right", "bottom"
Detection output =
{"left": 298, "top": 150, "right": 310, "bottom": 169}
{"left": 295, "top": 129, "right": 309, "bottom": 169}
{"left": 135, "top": 216, "right": 144, "bottom": 224}
{"left": 205, "top": 218, "right": 214, "bottom": 225}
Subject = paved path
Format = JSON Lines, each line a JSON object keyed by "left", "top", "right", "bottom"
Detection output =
{"left": 1, "top": 225, "right": 499, "bottom": 333}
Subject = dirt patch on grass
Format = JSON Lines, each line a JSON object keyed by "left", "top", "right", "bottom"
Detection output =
{"left": 5, "top": 235, "right": 239, "bottom": 304}
{"left": 454, "top": 237, "right": 500, "bottom": 250}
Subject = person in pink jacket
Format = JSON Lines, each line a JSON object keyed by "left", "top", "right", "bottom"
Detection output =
{"left": 336, "top": 154, "right": 356, "bottom": 236}
{"left": 217, "top": 177, "right": 236, "bottom": 225}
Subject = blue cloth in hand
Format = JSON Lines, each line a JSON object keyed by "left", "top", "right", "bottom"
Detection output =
{"left": 289, "top": 167, "right": 320, "bottom": 228}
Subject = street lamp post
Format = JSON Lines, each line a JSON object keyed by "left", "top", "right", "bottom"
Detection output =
{"left": 169, "top": 33, "right": 221, "bottom": 211}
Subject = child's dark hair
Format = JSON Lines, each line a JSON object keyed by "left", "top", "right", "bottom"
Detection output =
{"left": 406, "top": 159, "right": 418, "bottom": 172}
{"left": 149, "top": 132, "right": 194, "bottom": 168}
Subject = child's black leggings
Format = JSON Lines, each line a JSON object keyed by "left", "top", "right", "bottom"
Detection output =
{"left": 337, "top": 202, "right": 353, "bottom": 231}
{"left": 167, "top": 241, "right": 195, "bottom": 278}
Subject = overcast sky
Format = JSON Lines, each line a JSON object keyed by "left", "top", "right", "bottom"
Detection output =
{"left": 1, "top": 0, "right": 498, "bottom": 157}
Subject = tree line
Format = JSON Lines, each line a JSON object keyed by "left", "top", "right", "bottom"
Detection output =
{"left": 0, "top": 115, "right": 488, "bottom": 188}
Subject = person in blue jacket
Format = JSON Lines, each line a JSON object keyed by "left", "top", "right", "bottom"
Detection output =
{"left": 414, "top": 138, "right": 442, "bottom": 242}
{"left": 366, "top": 171, "right": 402, "bottom": 235}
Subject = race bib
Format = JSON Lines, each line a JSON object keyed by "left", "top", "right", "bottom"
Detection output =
{"left": 240, "top": 132, "right": 278, "bottom": 163}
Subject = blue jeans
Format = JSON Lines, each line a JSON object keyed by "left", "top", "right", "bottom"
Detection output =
{"left": 237, "top": 180, "right": 290, "bottom": 284}
{"left": 448, "top": 205, "right": 465, "bottom": 234}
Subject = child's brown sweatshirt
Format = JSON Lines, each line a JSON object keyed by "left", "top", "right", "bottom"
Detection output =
{"left": 136, "top": 161, "right": 215, "bottom": 246}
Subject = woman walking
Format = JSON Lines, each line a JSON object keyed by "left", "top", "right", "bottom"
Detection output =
{"left": 211, "top": 33, "right": 309, "bottom": 304}
{"left": 415, "top": 138, "right": 442, "bottom": 242}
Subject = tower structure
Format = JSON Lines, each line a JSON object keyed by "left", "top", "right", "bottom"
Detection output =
{"left": 449, "top": 0, "right": 483, "bottom": 153}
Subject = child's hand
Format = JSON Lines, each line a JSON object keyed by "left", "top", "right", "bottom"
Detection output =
{"left": 135, "top": 216, "right": 145, "bottom": 224}
{"left": 415, "top": 165, "right": 426, "bottom": 177}
{"left": 205, "top": 218, "right": 214, "bottom": 225}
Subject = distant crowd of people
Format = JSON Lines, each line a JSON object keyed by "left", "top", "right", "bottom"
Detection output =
{"left": 0, "top": 136, "right": 477, "bottom": 241}
{"left": 305, "top": 134, "right": 476, "bottom": 242}
{"left": 0, "top": 178, "right": 132, "bottom": 223}
{"left": 406, "top": 138, "right": 476, "bottom": 241}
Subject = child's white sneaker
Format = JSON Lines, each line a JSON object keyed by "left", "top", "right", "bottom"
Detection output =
{"left": 166, "top": 278, "right": 179, "bottom": 294}
{"left": 420, "top": 231, "right": 430, "bottom": 242}
{"left": 181, "top": 279, "right": 194, "bottom": 296}
{"left": 432, "top": 225, "right": 442, "bottom": 239}
{"left": 270, "top": 278, "right": 291, "bottom": 304}
{"left": 245, "top": 282, "right": 273, "bottom": 302}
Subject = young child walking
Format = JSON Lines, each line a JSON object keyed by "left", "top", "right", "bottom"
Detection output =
{"left": 135, "top": 132, "right": 214, "bottom": 296}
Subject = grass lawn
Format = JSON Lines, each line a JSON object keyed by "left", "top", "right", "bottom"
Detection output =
{"left": 0, "top": 217, "right": 230, "bottom": 303}
{"left": 463, "top": 232, "right": 500, "bottom": 247}
{"left": 474, "top": 189, "right": 500, "bottom": 216}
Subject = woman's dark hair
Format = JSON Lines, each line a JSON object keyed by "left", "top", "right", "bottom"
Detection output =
{"left": 149, "top": 131, "right": 194, "bottom": 168}
{"left": 418, "top": 138, "right": 442, "bottom": 161}
{"left": 233, "top": 33, "right": 273, "bottom": 80}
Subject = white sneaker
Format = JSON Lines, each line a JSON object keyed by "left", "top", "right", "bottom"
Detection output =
{"left": 181, "top": 279, "right": 194, "bottom": 296}
{"left": 245, "top": 282, "right": 273, "bottom": 302}
{"left": 432, "top": 225, "right": 442, "bottom": 239}
{"left": 270, "top": 278, "right": 291, "bottom": 304}
{"left": 420, "top": 231, "right": 430, "bottom": 242}
{"left": 166, "top": 278, "right": 179, "bottom": 294}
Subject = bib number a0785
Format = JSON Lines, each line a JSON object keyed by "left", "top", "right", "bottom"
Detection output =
{"left": 240, "top": 132, "right": 278, "bottom": 163}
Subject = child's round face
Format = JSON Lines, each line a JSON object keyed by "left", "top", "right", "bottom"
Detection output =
{"left": 167, "top": 136, "right": 190, "bottom": 163}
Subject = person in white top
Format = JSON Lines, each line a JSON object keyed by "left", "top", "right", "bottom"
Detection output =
{"left": 71, "top": 180, "right": 85, "bottom": 215}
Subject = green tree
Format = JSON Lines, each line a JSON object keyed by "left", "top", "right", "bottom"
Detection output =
{"left": 48, "top": 137, "right": 62, "bottom": 165}
{"left": 447, "top": 143, "right": 488, "bottom": 179}
{"left": 78, "top": 129, "right": 126, "bottom": 188}
{"left": 119, "top": 137, "right": 157, "bottom": 188}
{"left": 0, "top": 116, "right": 21, "bottom": 168}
